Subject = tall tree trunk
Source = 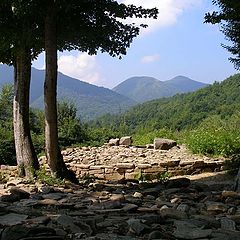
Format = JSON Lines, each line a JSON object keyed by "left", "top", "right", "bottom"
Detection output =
{"left": 44, "top": 1, "right": 77, "bottom": 182}
{"left": 13, "top": 49, "right": 39, "bottom": 178}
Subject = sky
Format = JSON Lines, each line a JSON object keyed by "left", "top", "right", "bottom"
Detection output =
{"left": 33, "top": 0, "right": 238, "bottom": 89}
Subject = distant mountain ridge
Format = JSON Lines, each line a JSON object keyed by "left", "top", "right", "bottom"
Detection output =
{"left": 112, "top": 75, "right": 208, "bottom": 103}
{"left": 93, "top": 73, "right": 240, "bottom": 131}
{"left": 0, "top": 65, "right": 136, "bottom": 121}
{"left": 0, "top": 64, "right": 208, "bottom": 121}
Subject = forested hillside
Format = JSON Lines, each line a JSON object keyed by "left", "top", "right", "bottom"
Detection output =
{"left": 0, "top": 65, "right": 136, "bottom": 121}
{"left": 113, "top": 75, "right": 207, "bottom": 103}
{"left": 93, "top": 74, "right": 240, "bottom": 132}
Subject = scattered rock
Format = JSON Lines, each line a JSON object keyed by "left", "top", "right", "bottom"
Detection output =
{"left": 119, "top": 136, "right": 132, "bottom": 146}
{"left": 127, "top": 218, "right": 149, "bottom": 235}
{"left": 109, "top": 138, "right": 120, "bottom": 146}
{"left": 0, "top": 213, "right": 28, "bottom": 226}
{"left": 154, "top": 138, "right": 177, "bottom": 150}
{"left": 173, "top": 220, "right": 212, "bottom": 239}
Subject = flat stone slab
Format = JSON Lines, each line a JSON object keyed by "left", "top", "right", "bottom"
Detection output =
{"left": 173, "top": 220, "right": 213, "bottom": 239}
{"left": 0, "top": 213, "right": 28, "bottom": 226}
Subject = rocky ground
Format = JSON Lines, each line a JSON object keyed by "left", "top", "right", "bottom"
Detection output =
{"left": 0, "top": 145, "right": 240, "bottom": 240}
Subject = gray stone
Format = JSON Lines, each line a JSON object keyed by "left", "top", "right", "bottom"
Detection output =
{"left": 109, "top": 138, "right": 120, "bottom": 146}
{"left": 88, "top": 200, "right": 122, "bottom": 210}
{"left": 37, "top": 198, "right": 60, "bottom": 206}
{"left": 133, "top": 192, "right": 143, "bottom": 198}
{"left": 1, "top": 225, "right": 28, "bottom": 240}
{"left": 148, "top": 231, "right": 163, "bottom": 240}
{"left": 1, "top": 194, "right": 20, "bottom": 202}
{"left": 220, "top": 217, "right": 236, "bottom": 231}
{"left": 160, "top": 208, "right": 188, "bottom": 219}
{"left": 154, "top": 138, "right": 177, "bottom": 150}
{"left": 119, "top": 136, "right": 132, "bottom": 146}
{"left": 166, "top": 177, "right": 191, "bottom": 188}
{"left": 192, "top": 215, "right": 221, "bottom": 229}
{"left": 56, "top": 214, "right": 83, "bottom": 233}
{"left": 42, "top": 193, "right": 66, "bottom": 200}
{"left": 127, "top": 218, "right": 149, "bottom": 235}
{"left": 122, "top": 203, "right": 139, "bottom": 212}
{"left": 211, "top": 230, "right": 240, "bottom": 240}
{"left": 10, "top": 187, "right": 30, "bottom": 199}
{"left": 177, "top": 203, "right": 190, "bottom": 213}
{"left": 173, "top": 220, "right": 212, "bottom": 239}
{"left": 206, "top": 202, "right": 228, "bottom": 213}
{"left": 0, "top": 213, "right": 28, "bottom": 226}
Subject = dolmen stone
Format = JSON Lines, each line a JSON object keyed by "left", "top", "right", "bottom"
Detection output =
{"left": 154, "top": 138, "right": 177, "bottom": 150}
{"left": 109, "top": 138, "right": 120, "bottom": 146}
{"left": 119, "top": 136, "right": 132, "bottom": 146}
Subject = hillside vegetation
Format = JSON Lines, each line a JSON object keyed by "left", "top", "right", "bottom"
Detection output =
{"left": 0, "top": 65, "right": 136, "bottom": 121}
{"left": 95, "top": 74, "right": 240, "bottom": 132}
{"left": 1, "top": 74, "right": 240, "bottom": 166}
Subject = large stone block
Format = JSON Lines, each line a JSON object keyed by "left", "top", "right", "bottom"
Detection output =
{"left": 154, "top": 138, "right": 177, "bottom": 150}
{"left": 119, "top": 136, "right": 132, "bottom": 146}
{"left": 108, "top": 138, "right": 120, "bottom": 146}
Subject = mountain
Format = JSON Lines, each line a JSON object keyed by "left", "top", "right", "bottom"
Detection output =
{"left": 94, "top": 74, "right": 240, "bottom": 131}
{"left": 112, "top": 75, "right": 208, "bottom": 103}
{"left": 0, "top": 64, "right": 136, "bottom": 121}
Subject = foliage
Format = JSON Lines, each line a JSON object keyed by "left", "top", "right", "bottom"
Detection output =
{"left": 133, "top": 127, "right": 177, "bottom": 146}
{"left": 0, "top": 172, "right": 7, "bottom": 184}
{"left": 135, "top": 170, "right": 171, "bottom": 183}
{"left": 36, "top": 167, "right": 64, "bottom": 186}
{"left": 0, "top": 85, "right": 90, "bottom": 165}
{"left": 84, "top": 127, "right": 118, "bottom": 146}
{"left": 0, "top": 84, "right": 15, "bottom": 165}
{"left": 224, "top": 154, "right": 240, "bottom": 175}
{"left": 57, "top": 101, "right": 87, "bottom": 147}
{"left": 91, "top": 74, "right": 240, "bottom": 134}
{"left": 205, "top": 1, "right": 240, "bottom": 69}
{"left": 186, "top": 114, "right": 240, "bottom": 156}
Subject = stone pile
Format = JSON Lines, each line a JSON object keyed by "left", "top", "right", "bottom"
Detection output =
{"left": 1, "top": 141, "right": 225, "bottom": 181}
{"left": 58, "top": 144, "right": 224, "bottom": 180}
{"left": 0, "top": 175, "right": 239, "bottom": 240}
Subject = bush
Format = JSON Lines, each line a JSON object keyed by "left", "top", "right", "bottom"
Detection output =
{"left": 186, "top": 115, "right": 240, "bottom": 156}
{"left": 133, "top": 127, "right": 177, "bottom": 146}
{"left": 0, "top": 139, "right": 16, "bottom": 165}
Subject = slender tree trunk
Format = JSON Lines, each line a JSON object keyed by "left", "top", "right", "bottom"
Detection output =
{"left": 13, "top": 49, "right": 39, "bottom": 178}
{"left": 44, "top": 1, "right": 77, "bottom": 182}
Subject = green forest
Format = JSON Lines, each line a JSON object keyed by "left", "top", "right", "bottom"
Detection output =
{"left": 1, "top": 73, "right": 240, "bottom": 167}
{"left": 0, "top": 0, "right": 240, "bottom": 182}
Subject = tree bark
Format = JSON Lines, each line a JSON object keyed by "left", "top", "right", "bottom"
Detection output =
{"left": 13, "top": 49, "right": 39, "bottom": 178}
{"left": 44, "top": 1, "right": 77, "bottom": 182}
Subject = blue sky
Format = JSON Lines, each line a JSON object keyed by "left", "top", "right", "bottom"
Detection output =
{"left": 33, "top": 0, "right": 238, "bottom": 88}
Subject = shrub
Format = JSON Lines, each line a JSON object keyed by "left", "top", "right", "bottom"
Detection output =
{"left": 186, "top": 115, "right": 240, "bottom": 156}
{"left": 133, "top": 127, "right": 177, "bottom": 146}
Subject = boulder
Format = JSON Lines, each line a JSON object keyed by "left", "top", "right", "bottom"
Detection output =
{"left": 154, "top": 138, "right": 177, "bottom": 150}
{"left": 119, "top": 136, "right": 132, "bottom": 146}
{"left": 109, "top": 138, "right": 120, "bottom": 146}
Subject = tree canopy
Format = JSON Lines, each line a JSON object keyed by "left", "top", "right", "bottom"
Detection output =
{"left": 205, "top": 1, "right": 240, "bottom": 69}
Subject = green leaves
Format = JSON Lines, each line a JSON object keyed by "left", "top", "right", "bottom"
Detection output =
{"left": 205, "top": 1, "right": 240, "bottom": 69}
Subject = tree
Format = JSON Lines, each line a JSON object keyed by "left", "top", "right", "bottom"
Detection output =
{"left": 205, "top": 1, "right": 240, "bottom": 69}
{"left": 0, "top": 1, "right": 41, "bottom": 177}
{"left": 42, "top": 0, "right": 158, "bottom": 180}
{"left": 205, "top": 1, "right": 240, "bottom": 192}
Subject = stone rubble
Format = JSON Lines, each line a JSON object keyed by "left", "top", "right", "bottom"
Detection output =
{"left": 0, "top": 143, "right": 239, "bottom": 240}
{"left": 0, "top": 174, "right": 239, "bottom": 240}
{"left": 28, "top": 144, "right": 226, "bottom": 181}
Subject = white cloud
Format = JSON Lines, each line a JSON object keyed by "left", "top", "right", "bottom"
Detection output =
{"left": 141, "top": 54, "right": 160, "bottom": 63}
{"left": 58, "top": 53, "right": 101, "bottom": 85}
{"left": 120, "top": 0, "right": 203, "bottom": 34}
